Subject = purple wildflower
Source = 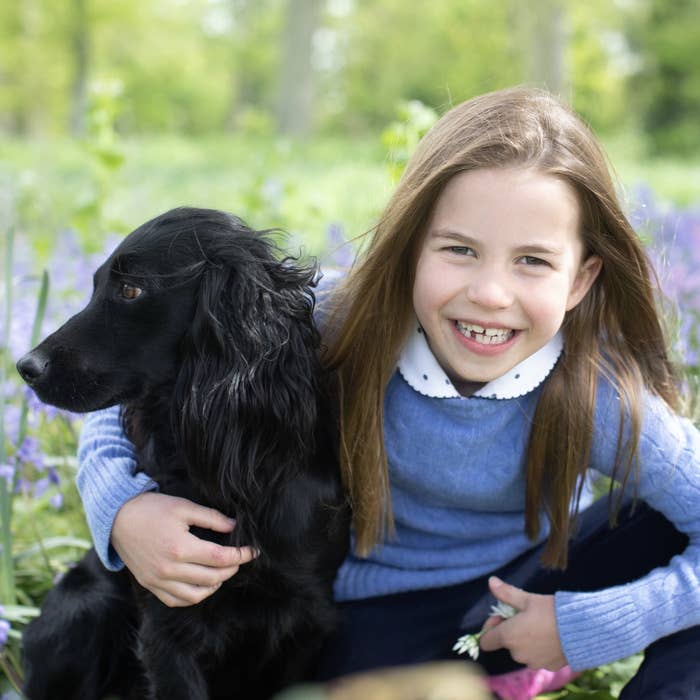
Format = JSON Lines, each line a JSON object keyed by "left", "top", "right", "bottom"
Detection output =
{"left": 0, "top": 618, "right": 10, "bottom": 649}
{"left": 0, "top": 463, "right": 15, "bottom": 486}
{"left": 16, "top": 436, "right": 44, "bottom": 470}
{"left": 33, "top": 477, "right": 50, "bottom": 499}
{"left": 25, "top": 386, "right": 58, "bottom": 421}
{"left": 49, "top": 492, "right": 64, "bottom": 510}
{"left": 2, "top": 403, "right": 21, "bottom": 444}
{"left": 15, "top": 477, "right": 32, "bottom": 496}
{"left": 631, "top": 189, "right": 700, "bottom": 368}
{"left": 323, "top": 222, "right": 354, "bottom": 269}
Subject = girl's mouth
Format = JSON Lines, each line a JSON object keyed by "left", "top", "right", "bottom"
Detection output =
{"left": 455, "top": 321, "right": 515, "bottom": 346}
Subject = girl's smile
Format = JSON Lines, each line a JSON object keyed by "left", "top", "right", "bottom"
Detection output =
{"left": 412, "top": 167, "right": 601, "bottom": 390}
{"left": 453, "top": 321, "right": 519, "bottom": 356}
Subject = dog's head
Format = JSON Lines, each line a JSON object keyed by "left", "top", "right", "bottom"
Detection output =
{"left": 16, "top": 207, "right": 320, "bottom": 420}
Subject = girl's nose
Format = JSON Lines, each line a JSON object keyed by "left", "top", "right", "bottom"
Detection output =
{"left": 465, "top": 272, "right": 513, "bottom": 309}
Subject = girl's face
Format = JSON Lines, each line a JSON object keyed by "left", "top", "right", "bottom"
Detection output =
{"left": 412, "top": 167, "right": 601, "bottom": 390}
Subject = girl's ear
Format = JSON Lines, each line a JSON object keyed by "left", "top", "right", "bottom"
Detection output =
{"left": 566, "top": 255, "right": 602, "bottom": 311}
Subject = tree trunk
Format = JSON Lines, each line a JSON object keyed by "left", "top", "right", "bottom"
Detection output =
{"left": 275, "top": 0, "right": 321, "bottom": 137}
{"left": 516, "top": 0, "right": 568, "bottom": 95}
{"left": 69, "top": 0, "right": 89, "bottom": 137}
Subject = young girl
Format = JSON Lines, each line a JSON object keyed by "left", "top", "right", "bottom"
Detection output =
{"left": 76, "top": 87, "right": 700, "bottom": 698}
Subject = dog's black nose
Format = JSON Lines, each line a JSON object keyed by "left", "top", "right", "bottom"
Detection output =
{"left": 16, "top": 351, "right": 49, "bottom": 385}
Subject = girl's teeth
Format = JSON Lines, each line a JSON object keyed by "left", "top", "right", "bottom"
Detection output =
{"left": 456, "top": 322, "right": 513, "bottom": 345}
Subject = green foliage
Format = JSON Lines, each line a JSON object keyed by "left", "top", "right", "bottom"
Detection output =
{"left": 566, "top": 1, "right": 630, "bottom": 133}
{"left": 549, "top": 655, "right": 643, "bottom": 699}
{"left": 1, "top": 233, "right": 46, "bottom": 693}
{"left": 7, "top": 0, "right": 698, "bottom": 155}
{"left": 628, "top": 0, "right": 700, "bottom": 155}
{"left": 381, "top": 100, "right": 438, "bottom": 182}
{"left": 72, "top": 80, "right": 127, "bottom": 242}
{"left": 329, "top": 0, "right": 521, "bottom": 130}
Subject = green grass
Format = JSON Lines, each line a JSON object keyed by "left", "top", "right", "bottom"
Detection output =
{"left": 0, "top": 135, "right": 392, "bottom": 259}
{"left": 603, "top": 130, "right": 700, "bottom": 208}
{"left": 2, "top": 130, "right": 698, "bottom": 264}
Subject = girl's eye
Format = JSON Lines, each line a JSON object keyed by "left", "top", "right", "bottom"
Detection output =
{"left": 119, "top": 282, "right": 143, "bottom": 300}
{"left": 520, "top": 255, "right": 549, "bottom": 267}
{"left": 448, "top": 246, "right": 476, "bottom": 256}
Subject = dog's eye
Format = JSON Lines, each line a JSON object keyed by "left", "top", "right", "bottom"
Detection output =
{"left": 119, "top": 282, "right": 143, "bottom": 300}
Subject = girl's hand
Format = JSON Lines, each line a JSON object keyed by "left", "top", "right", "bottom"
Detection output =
{"left": 112, "top": 492, "right": 258, "bottom": 608}
{"left": 478, "top": 576, "right": 567, "bottom": 671}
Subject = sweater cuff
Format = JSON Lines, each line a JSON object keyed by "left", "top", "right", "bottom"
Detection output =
{"left": 555, "top": 588, "right": 647, "bottom": 670}
{"left": 76, "top": 459, "right": 158, "bottom": 570}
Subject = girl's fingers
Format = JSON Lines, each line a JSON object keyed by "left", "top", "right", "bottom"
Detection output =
{"left": 180, "top": 502, "right": 237, "bottom": 533}
{"left": 152, "top": 581, "right": 223, "bottom": 608}
{"left": 481, "top": 615, "right": 503, "bottom": 632}
{"left": 488, "top": 576, "right": 529, "bottom": 610}
{"left": 163, "top": 562, "right": 240, "bottom": 588}
{"left": 186, "top": 538, "right": 259, "bottom": 569}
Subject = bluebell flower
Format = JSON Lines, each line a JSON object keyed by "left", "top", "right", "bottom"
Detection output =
{"left": 0, "top": 463, "right": 15, "bottom": 486}
{"left": 16, "top": 436, "right": 44, "bottom": 470}
{"left": 0, "top": 618, "right": 10, "bottom": 649}
{"left": 633, "top": 190, "right": 700, "bottom": 368}
{"left": 323, "top": 222, "right": 354, "bottom": 269}
{"left": 15, "top": 477, "right": 32, "bottom": 496}
{"left": 33, "top": 476, "right": 50, "bottom": 498}
{"left": 1, "top": 404, "right": 20, "bottom": 445}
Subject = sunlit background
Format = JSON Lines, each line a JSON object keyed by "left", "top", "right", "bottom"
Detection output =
{"left": 2, "top": 0, "right": 699, "bottom": 248}
{"left": 1, "top": 1, "right": 699, "bottom": 697}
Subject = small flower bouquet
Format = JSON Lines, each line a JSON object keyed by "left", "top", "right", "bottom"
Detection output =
{"left": 453, "top": 601, "right": 518, "bottom": 660}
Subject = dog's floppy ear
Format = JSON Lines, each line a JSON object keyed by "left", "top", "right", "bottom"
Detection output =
{"left": 173, "top": 237, "right": 322, "bottom": 545}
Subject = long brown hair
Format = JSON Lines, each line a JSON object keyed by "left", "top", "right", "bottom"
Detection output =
{"left": 323, "top": 87, "right": 680, "bottom": 565}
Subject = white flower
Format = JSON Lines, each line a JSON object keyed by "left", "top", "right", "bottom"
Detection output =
{"left": 453, "top": 601, "right": 519, "bottom": 660}
{"left": 489, "top": 601, "right": 517, "bottom": 619}
{"left": 452, "top": 632, "right": 482, "bottom": 660}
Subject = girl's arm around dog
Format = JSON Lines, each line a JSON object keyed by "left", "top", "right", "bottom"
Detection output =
{"left": 77, "top": 406, "right": 257, "bottom": 606}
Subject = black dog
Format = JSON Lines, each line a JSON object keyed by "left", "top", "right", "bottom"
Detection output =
{"left": 16, "top": 208, "right": 350, "bottom": 700}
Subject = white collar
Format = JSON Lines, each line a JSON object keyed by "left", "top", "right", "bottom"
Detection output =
{"left": 397, "top": 322, "right": 563, "bottom": 399}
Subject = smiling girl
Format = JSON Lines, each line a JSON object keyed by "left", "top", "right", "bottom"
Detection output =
{"left": 76, "top": 87, "right": 700, "bottom": 698}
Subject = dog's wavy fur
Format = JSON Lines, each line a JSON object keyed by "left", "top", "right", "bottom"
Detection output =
{"left": 17, "top": 208, "right": 350, "bottom": 700}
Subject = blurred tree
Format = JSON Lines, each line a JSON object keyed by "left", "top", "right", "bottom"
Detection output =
{"left": 628, "top": 0, "right": 700, "bottom": 154}
{"left": 325, "top": 0, "right": 521, "bottom": 130}
{"left": 275, "top": 0, "right": 322, "bottom": 136}
{"left": 0, "top": 0, "right": 694, "bottom": 145}
{"left": 566, "top": 0, "right": 631, "bottom": 133}
{"left": 69, "top": 0, "right": 90, "bottom": 136}
{"left": 0, "top": 0, "right": 69, "bottom": 135}
{"left": 225, "top": 0, "right": 280, "bottom": 133}
{"left": 513, "top": 0, "right": 567, "bottom": 95}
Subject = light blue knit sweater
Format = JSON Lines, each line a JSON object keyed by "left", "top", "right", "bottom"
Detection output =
{"left": 76, "top": 331, "right": 700, "bottom": 673}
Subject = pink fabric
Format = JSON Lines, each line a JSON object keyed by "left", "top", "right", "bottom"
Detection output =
{"left": 487, "top": 666, "right": 580, "bottom": 700}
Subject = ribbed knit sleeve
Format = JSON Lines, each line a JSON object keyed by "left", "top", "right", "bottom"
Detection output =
{"left": 555, "top": 380, "right": 700, "bottom": 670}
{"left": 76, "top": 406, "right": 158, "bottom": 570}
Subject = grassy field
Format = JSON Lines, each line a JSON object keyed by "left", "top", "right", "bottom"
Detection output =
{"left": 1, "top": 135, "right": 390, "bottom": 262}
{"left": 1, "top": 129, "right": 698, "bottom": 259}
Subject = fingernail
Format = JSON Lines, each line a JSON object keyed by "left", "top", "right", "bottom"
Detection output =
{"left": 489, "top": 576, "right": 502, "bottom": 587}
